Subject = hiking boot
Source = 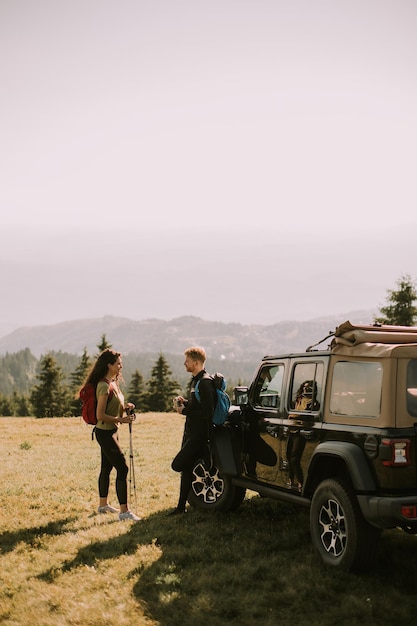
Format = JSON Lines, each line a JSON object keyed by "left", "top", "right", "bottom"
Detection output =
{"left": 119, "top": 510, "right": 141, "bottom": 521}
{"left": 98, "top": 504, "right": 119, "bottom": 514}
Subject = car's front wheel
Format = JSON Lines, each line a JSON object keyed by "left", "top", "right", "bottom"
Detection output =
{"left": 310, "top": 478, "right": 380, "bottom": 571}
{"left": 187, "top": 458, "right": 245, "bottom": 512}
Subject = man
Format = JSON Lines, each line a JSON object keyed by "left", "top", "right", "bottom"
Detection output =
{"left": 169, "top": 346, "right": 217, "bottom": 515}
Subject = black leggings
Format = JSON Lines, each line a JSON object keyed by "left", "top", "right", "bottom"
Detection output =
{"left": 94, "top": 428, "right": 129, "bottom": 505}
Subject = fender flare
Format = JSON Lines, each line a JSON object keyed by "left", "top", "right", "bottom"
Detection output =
{"left": 308, "top": 441, "right": 376, "bottom": 491}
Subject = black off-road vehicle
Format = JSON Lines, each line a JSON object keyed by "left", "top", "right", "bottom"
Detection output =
{"left": 187, "top": 321, "right": 417, "bottom": 571}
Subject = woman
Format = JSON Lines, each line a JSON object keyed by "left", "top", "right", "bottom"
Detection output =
{"left": 82, "top": 349, "right": 140, "bottom": 521}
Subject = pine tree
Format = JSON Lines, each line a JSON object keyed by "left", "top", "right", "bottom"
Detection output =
{"left": 375, "top": 274, "right": 417, "bottom": 326}
{"left": 0, "top": 393, "right": 14, "bottom": 416}
{"left": 96, "top": 334, "right": 112, "bottom": 356}
{"left": 69, "top": 348, "right": 92, "bottom": 415}
{"left": 127, "top": 369, "right": 147, "bottom": 412}
{"left": 29, "top": 354, "right": 71, "bottom": 418}
{"left": 145, "top": 354, "right": 181, "bottom": 412}
{"left": 13, "top": 392, "right": 32, "bottom": 417}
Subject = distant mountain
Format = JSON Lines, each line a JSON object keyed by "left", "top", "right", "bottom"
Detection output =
{"left": 0, "top": 311, "right": 375, "bottom": 359}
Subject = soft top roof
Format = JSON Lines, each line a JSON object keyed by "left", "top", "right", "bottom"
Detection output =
{"left": 330, "top": 320, "right": 417, "bottom": 358}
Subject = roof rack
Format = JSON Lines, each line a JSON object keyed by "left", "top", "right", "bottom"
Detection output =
{"left": 331, "top": 320, "right": 417, "bottom": 348}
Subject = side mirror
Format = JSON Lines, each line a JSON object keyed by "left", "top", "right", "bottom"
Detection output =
{"left": 233, "top": 386, "right": 249, "bottom": 406}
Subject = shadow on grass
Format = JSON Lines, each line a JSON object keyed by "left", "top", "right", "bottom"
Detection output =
{"left": 36, "top": 498, "right": 417, "bottom": 626}
{"left": 0, "top": 517, "right": 76, "bottom": 555}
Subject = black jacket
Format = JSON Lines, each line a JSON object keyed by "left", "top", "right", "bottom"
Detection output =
{"left": 182, "top": 369, "right": 216, "bottom": 435}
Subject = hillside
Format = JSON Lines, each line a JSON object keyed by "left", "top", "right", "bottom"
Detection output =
{"left": 0, "top": 311, "right": 375, "bottom": 360}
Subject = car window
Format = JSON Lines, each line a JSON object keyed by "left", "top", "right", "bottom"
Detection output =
{"left": 254, "top": 364, "right": 285, "bottom": 408}
{"left": 330, "top": 361, "right": 382, "bottom": 417}
{"left": 406, "top": 359, "right": 417, "bottom": 417}
{"left": 289, "top": 362, "right": 323, "bottom": 411}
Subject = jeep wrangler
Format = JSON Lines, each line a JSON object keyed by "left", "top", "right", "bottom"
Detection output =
{"left": 187, "top": 321, "right": 417, "bottom": 571}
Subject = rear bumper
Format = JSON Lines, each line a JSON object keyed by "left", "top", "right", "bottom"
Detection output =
{"left": 358, "top": 494, "right": 417, "bottom": 533}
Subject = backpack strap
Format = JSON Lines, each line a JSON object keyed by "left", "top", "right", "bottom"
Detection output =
{"left": 194, "top": 379, "right": 200, "bottom": 403}
{"left": 102, "top": 378, "right": 115, "bottom": 403}
{"left": 91, "top": 381, "right": 116, "bottom": 441}
{"left": 194, "top": 373, "right": 213, "bottom": 403}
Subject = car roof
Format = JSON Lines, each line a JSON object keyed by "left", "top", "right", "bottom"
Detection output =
{"left": 261, "top": 350, "right": 330, "bottom": 361}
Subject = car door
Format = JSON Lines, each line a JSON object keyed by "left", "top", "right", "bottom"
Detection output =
{"left": 278, "top": 359, "right": 325, "bottom": 491}
{"left": 242, "top": 361, "right": 287, "bottom": 483}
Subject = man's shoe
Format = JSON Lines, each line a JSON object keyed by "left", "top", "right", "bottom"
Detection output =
{"left": 167, "top": 507, "right": 186, "bottom": 516}
{"left": 98, "top": 504, "right": 119, "bottom": 514}
{"left": 119, "top": 510, "right": 141, "bottom": 521}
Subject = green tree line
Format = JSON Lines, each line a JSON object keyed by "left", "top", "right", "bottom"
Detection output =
{"left": 0, "top": 342, "right": 253, "bottom": 417}
{"left": 0, "top": 342, "right": 182, "bottom": 418}
{"left": 0, "top": 332, "right": 248, "bottom": 417}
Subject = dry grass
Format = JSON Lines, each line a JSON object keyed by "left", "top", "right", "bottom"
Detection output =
{"left": 1, "top": 416, "right": 417, "bottom": 626}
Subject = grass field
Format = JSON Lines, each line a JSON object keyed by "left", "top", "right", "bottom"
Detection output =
{"left": 1, "top": 415, "right": 417, "bottom": 626}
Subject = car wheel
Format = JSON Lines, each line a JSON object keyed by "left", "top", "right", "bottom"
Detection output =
{"left": 310, "top": 478, "right": 380, "bottom": 572}
{"left": 187, "top": 459, "right": 245, "bottom": 512}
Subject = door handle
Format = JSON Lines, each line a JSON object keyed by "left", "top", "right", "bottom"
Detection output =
{"left": 265, "top": 424, "right": 280, "bottom": 436}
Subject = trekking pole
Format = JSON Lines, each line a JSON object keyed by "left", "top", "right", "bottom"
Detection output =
{"left": 128, "top": 410, "right": 138, "bottom": 512}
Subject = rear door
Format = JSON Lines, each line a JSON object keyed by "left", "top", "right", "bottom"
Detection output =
{"left": 279, "top": 358, "right": 326, "bottom": 491}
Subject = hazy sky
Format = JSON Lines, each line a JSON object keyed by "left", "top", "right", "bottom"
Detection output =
{"left": 1, "top": 0, "right": 416, "bottom": 336}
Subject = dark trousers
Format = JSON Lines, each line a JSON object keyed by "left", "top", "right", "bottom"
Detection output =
{"left": 95, "top": 427, "right": 129, "bottom": 505}
{"left": 172, "top": 432, "right": 207, "bottom": 510}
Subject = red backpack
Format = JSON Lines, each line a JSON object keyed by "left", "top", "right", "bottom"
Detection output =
{"left": 79, "top": 380, "right": 114, "bottom": 425}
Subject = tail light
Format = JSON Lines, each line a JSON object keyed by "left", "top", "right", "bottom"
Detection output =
{"left": 401, "top": 504, "right": 417, "bottom": 519}
{"left": 380, "top": 439, "right": 411, "bottom": 466}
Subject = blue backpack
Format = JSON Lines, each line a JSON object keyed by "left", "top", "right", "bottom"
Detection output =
{"left": 194, "top": 372, "right": 231, "bottom": 425}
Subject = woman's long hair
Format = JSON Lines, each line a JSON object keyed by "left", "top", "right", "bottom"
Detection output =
{"left": 294, "top": 380, "right": 319, "bottom": 409}
{"left": 83, "top": 349, "right": 122, "bottom": 388}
